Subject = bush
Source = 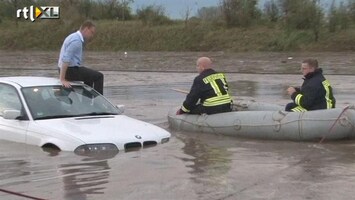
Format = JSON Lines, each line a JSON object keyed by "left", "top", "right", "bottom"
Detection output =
{"left": 267, "top": 30, "right": 314, "bottom": 51}
{"left": 136, "top": 5, "right": 172, "bottom": 26}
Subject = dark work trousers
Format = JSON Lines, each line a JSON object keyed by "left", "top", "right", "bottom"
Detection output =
{"left": 189, "top": 103, "right": 232, "bottom": 115}
{"left": 285, "top": 102, "right": 297, "bottom": 111}
{"left": 63, "top": 66, "right": 104, "bottom": 95}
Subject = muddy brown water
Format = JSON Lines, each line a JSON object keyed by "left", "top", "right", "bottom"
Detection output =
{"left": 1, "top": 51, "right": 355, "bottom": 200}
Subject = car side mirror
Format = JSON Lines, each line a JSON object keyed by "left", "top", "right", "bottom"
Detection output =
{"left": 116, "top": 105, "right": 125, "bottom": 114}
{"left": 2, "top": 109, "right": 21, "bottom": 120}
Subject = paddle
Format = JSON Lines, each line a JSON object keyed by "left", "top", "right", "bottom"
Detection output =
{"left": 171, "top": 88, "right": 279, "bottom": 110}
{"left": 170, "top": 88, "right": 253, "bottom": 101}
{"left": 171, "top": 88, "right": 189, "bottom": 94}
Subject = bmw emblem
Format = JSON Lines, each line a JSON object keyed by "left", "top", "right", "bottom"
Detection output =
{"left": 135, "top": 135, "right": 142, "bottom": 139}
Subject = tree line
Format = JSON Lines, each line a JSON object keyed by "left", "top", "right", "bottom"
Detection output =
{"left": 0, "top": 0, "right": 171, "bottom": 24}
{"left": 199, "top": 0, "right": 355, "bottom": 41}
{"left": 1, "top": 0, "right": 355, "bottom": 51}
{"left": 1, "top": 0, "right": 355, "bottom": 32}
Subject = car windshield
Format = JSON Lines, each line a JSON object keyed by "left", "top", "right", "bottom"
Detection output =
{"left": 22, "top": 85, "right": 119, "bottom": 120}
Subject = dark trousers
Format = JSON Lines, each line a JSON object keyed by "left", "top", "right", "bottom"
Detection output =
{"left": 64, "top": 66, "right": 104, "bottom": 95}
{"left": 285, "top": 102, "right": 297, "bottom": 112}
{"left": 190, "top": 103, "right": 232, "bottom": 115}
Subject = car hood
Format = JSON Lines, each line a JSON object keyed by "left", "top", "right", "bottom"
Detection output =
{"left": 33, "top": 115, "right": 170, "bottom": 145}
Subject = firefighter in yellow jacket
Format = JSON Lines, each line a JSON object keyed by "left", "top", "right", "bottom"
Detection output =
{"left": 176, "top": 57, "right": 233, "bottom": 115}
{"left": 286, "top": 58, "right": 336, "bottom": 112}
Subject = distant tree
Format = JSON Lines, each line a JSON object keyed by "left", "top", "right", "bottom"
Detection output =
{"left": 78, "top": 0, "right": 93, "bottom": 18}
{"left": 264, "top": 0, "right": 279, "bottom": 22}
{"left": 278, "top": 0, "right": 322, "bottom": 30}
{"left": 0, "top": 0, "right": 36, "bottom": 26}
{"left": 136, "top": 5, "right": 172, "bottom": 25}
{"left": 196, "top": 6, "right": 222, "bottom": 21}
{"left": 309, "top": 0, "right": 323, "bottom": 42}
{"left": 99, "top": 0, "right": 120, "bottom": 19}
{"left": 181, "top": 5, "right": 192, "bottom": 26}
{"left": 120, "top": 0, "right": 134, "bottom": 21}
{"left": 339, "top": 2, "right": 350, "bottom": 30}
{"left": 350, "top": 0, "right": 355, "bottom": 23}
{"left": 277, "top": 0, "right": 323, "bottom": 42}
{"left": 79, "top": 0, "right": 133, "bottom": 20}
{"left": 328, "top": 0, "right": 351, "bottom": 32}
{"left": 0, "top": 0, "right": 35, "bottom": 19}
{"left": 0, "top": 0, "right": 134, "bottom": 21}
{"left": 328, "top": 0, "right": 338, "bottom": 32}
{"left": 220, "top": 0, "right": 259, "bottom": 27}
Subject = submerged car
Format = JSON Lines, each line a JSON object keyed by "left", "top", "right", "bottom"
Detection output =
{"left": 0, "top": 76, "right": 170, "bottom": 156}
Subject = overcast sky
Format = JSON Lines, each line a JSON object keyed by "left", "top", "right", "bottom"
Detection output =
{"left": 131, "top": 0, "right": 338, "bottom": 19}
{"left": 131, "top": 0, "right": 220, "bottom": 19}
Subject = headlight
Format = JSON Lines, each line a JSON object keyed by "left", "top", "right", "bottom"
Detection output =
{"left": 161, "top": 137, "right": 170, "bottom": 144}
{"left": 74, "top": 143, "right": 119, "bottom": 157}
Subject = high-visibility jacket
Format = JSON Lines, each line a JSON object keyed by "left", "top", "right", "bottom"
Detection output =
{"left": 291, "top": 68, "right": 336, "bottom": 112}
{"left": 181, "top": 68, "right": 232, "bottom": 114}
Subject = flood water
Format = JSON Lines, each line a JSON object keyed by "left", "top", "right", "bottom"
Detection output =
{"left": 1, "top": 51, "right": 355, "bottom": 200}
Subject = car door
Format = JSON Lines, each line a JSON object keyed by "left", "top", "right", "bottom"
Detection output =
{"left": 0, "top": 83, "right": 29, "bottom": 144}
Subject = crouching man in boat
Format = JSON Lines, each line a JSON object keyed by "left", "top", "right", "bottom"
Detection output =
{"left": 285, "top": 58, "right": 336, "bottom": 112}
{"left": 176, "top": 57, "right": 233, "bottom": 115}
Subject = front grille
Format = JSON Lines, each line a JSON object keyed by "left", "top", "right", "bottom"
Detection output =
{"left": 143, "top": 141, "right": 157, "bottom": 148}
{"left": 124, "top": 142, "right": 142, "bottom": 152}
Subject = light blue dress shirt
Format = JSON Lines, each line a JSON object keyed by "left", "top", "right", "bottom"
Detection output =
{"left": 58, "top": 31, "right": 84, "bottom": 68}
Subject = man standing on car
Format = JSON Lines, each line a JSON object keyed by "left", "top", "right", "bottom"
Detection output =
{"left": 58, "top": 20, "right": 104, "bottom": 95}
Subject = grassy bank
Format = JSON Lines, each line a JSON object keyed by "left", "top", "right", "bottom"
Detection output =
{"left": 1, "top": 19, "right": 355, "bottom": 52}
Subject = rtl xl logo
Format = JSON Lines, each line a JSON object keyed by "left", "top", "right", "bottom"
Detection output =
{"left": 16, "top": 6, "right": 60, "bottom": 22}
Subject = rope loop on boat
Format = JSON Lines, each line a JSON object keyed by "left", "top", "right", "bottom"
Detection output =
{"left": 272, "top": 110, "right": 287, "bottom": 132}
{"left": 233, "top": 119, "right": 241, "bottom": 131}
{"left": 319, "top": 105, "right": 351, "bottom": 143}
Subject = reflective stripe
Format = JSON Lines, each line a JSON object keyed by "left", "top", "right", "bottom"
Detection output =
{"left": 181, "top": 105, "right": 190, "bottom": 112}
{"left": 322, "top": 80, "right": 333, "bottom": 109}
{"left": 203, "top": 99, "right": 232, "bottom": 107}
{"left": 210, "top": 81, "right": 221, "bottom": 96}
{"left": 221, "top": 78, "right": 227, "bottom": 86}
{"left": 201, "top": 73, "right": 232, "bottom": 107}
{"left": 203, "top": 73, "right": 225, "bottom": 95}
{"left": 291, "top": 106, "right": 307, "bottom": 112}
{"left": 295, "top": 94, "right": 303, "bottom": 105}
{"left": 203, "top": 94, "right": 231, "bottom": 107}
{"left": 203, "top": 73, "right": 226, "bottom": 84}
{"left": 204, "top": 95, "right": 230, "bottom": 103}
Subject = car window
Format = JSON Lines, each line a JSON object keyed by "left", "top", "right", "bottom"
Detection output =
{"left": 0, "top": 84, "right": 22, "bottom": 116}
{"left": 22, "top": 85, "right": 119, "bottom": 120}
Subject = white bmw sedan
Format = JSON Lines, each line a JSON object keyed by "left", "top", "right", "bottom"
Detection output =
{"left": 0, "top": 77, "right": 170, "bottom": 156}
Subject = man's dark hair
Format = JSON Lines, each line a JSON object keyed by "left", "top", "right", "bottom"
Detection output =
{"left": 302, "top": 59, "right": 318, "bottom": 69}
{"left": 80, "top": 20, "right": 95, "bottom": 30}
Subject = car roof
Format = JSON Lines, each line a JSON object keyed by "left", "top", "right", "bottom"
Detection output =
{"left": 0, "top": 76, "right": 80, "bottom": 87}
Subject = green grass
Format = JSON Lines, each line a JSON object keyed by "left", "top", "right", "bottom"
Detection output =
{"left": 1, "top": 19, "right": 355, "bottom": 52}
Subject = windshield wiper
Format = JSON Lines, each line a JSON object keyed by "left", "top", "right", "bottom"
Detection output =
{"left": 34, "top": 114, "right": 77, "bottom": 120}
{"left": 76, "top": 112, "right": 118, "bottom": 117}
{"left": 35, "top": 112, "right": 118, "bottom": 120}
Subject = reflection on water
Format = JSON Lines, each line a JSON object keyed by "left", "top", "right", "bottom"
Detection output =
{"left": 105, "top": 83, "right": 190, "bottom": 101}
{"left": 177, "top": 133, "right": 232, "bottom": 175}
{"left": 173, "top": 131, "right": 355, "bottom": 199}
{"left": 105, "top": 80, "right": 287, "bottom": 104}
{"left": 229, "top": 80, "right": 257, "bottom": 97}
{"left": 60, "top": 159, "right": 110, "bottom": 200}
{"left": 0, "top": 159, "right": 31, "bottom": 187}
{"left": 0, "top": 158, "right": 111, "bottom": 200}
{"left": 0, "top": 141, "right": 112, "bottom": 200}
{"left": 176, "top": 132, "right": 232, "bottom": 199}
